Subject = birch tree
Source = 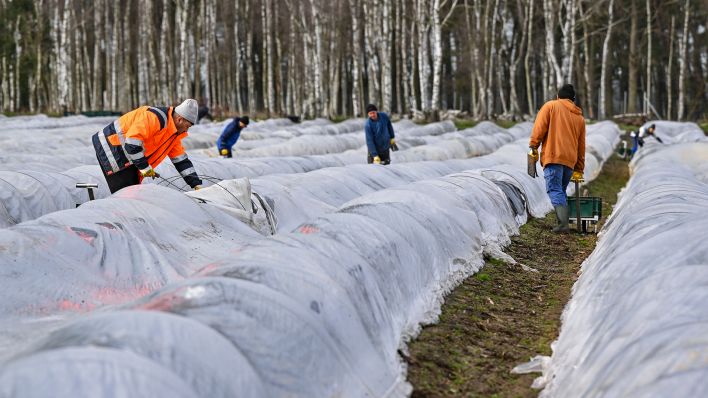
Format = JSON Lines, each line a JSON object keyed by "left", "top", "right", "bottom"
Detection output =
{"left": 417, "top": 0, "right": 432, "bottom": 112}
{"left": 627, "top": 0, "right": 638, "bottom": 113}
{"left": 676, "top": 0, "right": 689, "bottom": 121}
{"left": 542, "top": 0, "right": 563, "bottom": 96}
{"left": 666, "top": 15, "right": 675, "bottom": 119}
{"left": 644, "top": 0, "right": 651, "bottom": 113}
{"left": 598, "top": 0, "right": 615, "bottom": 120}
{"left": 431, "top": 0, "right": 458, "bottom": 113}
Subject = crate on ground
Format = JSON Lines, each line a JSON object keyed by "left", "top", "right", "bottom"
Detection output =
{"left": 568, "top": 196, "right": 602, "bottom": 233}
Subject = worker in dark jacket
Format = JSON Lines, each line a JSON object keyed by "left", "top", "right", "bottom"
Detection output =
{"left": 364, "top": 104, "right": 396, "bottom": 165}
{"left": 217, "top": 116, "right": 250, "bottom": 158}
{"left": 92, "top": 99, "right": 202, "bottom": 193}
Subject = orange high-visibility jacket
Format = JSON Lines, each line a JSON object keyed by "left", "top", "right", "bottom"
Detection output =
{"left": 92, "top": 106, "right": 201, "bottom": 188}
{"left": 529, "top": 99, "right": 586, "bottom": 172}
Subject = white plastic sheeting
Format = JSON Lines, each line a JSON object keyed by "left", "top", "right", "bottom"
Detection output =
{"left": 0, "top": 119, "right": 620, "bottom": 397}
{"left": 538, "top": 124, "right": 708, "bottom": 397}
{"left": 0, "top": 120, "right": 496, "bottom": 226}
{"left": 0, "top": 166, "right": 545, "bottom": 397}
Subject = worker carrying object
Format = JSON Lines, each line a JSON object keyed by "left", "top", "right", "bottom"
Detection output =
{"left": 529, "top": 83, "right": 586, "bottom": 233}
{"left": 216, "top": 116, "right": 250, "bottom": 158}
{"left": 629, "top": 123, "right": 662, "bottom": 158}
{"left": 92, "top": 99, "right": 203, "bottom": 193}
{"left": 365, "top": 103, "right": 396, "bottom": 165}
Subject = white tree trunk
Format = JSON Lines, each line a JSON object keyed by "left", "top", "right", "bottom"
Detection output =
{"left": 138, "top": 0, "right": 151, "bottom": 104}
{"left": 176, "top": 0, "right": 191, "bottom": 100}
{"left": 560, "top": 0, "right": 577, "bottom": 82}
{"left": 485, "top": 0, "right": 500, "bottom": 117}
{"left": 13, "top": 17, "right": 22, "bottom": 111}
{"left": 349, "top": 0, "right": 363, "bottom": 116}
{"left": 233, "top": 0, "right": 244, "bottom": 113}
{"left": 363, "top": 0, "right": 380, "bottom": 106}
{"left": 417, "top": 0, "right": 431, "bottom": 111}
{"left": 381, "top": 0, "right": 393, "bottom": 111}
{"left": 666, "top": 16, "right": 675, "bottom": 119}
{"left": 92, "top": 0, "right": 103, "bottom": 109}
{"left": 431, "top": 0, "right": 458, "bottom": 112}
{"left": 676, "top": 0, "right": 689, "bottom": 121}
{"left": 579, "top": 1, "right": 594, "bottom": 118}
{"left": 263, "top": 0, "right": 276, "bottom": 115}
{"left": 645, "top": 0, "right": 651, "bottom": 113}
{"left": 598, "top": 0, "right": 614, "bottom": 120}
{"left": 542, "top": 0, "right": 562, "bottom": 95}
{"left": 160, "top": 0, "right": 172, "bottom": 103}
{"left": 57, "top": 0, "right": 71, "bottom": 111}
{"left": 524, "top": 0, "right": 534, "bottom": 113}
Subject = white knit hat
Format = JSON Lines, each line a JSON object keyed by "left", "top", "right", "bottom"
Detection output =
{"left": 174, "top": 99, "right": 198, "bottom": 124}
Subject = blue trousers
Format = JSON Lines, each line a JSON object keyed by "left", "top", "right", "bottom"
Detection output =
{"left": 544, "top": 164, "right": 573, "bottom": 207}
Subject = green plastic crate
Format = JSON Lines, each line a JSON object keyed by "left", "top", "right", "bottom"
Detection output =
{"left": 567, "top": 196, "right": 603, "bottom": 233}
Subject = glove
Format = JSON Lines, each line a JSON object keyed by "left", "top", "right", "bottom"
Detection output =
{"left": 390, "top": 138, "right": 399, "bottom": 152}
{"left": 193, "top": 185, "right": 202, "bottom": 191}
{"left": 373, "top": 156, "right": 381, "bottom": 164}
{"left": 528, "top": 147, "right": 539, "bottom": 161}
{"left": 571, "top": 171, "right": 584, "bottom": 182}
{"left": 140, "top": 167, "right": 160, "bottom": 179}
{"left": 220, "top": 148, "right": 229, "bottom": 156}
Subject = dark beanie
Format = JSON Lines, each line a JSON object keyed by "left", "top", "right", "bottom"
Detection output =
{"left": 366, "top": 103, "right": 378, "bottom": 113}
{"left": 240, "top": 116, "right": 250, "bottom": 125}
{"left": 558, "top": 84, "right": 575, "bottom": 101}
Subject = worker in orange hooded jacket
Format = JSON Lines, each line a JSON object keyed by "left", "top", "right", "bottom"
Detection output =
{"left": 529, "top": 84, "right": 586, "bottom": 233}
{"left": 92, "top": 99, "right": 203, "bottom": 193}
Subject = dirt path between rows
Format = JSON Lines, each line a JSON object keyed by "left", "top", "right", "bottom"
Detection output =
{"left": 405, "top": 155, "right": 629, "bottom": 397}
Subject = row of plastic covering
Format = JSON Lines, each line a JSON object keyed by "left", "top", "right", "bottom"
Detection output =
{"left": 0, "top": 121, "right": 514, "bottom": 227}
{"left": 0, "top": 115, "right": 342, "bottom": 171}
{"left": 0, "top": 123, "right": 620, "bottom": 397}
{"left": 537, "top": 122, "right": 707, "bottom": 397}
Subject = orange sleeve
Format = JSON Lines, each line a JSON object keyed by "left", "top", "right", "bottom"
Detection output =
{"left": 529, "top": 102, "right": 551, "bottom": 149}
{"left": 575, "top": 121, "right": 586, "bottom": 172}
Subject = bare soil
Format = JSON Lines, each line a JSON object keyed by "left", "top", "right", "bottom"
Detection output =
{"left": 405, "top": 155, "right": 629, "bottom": 398}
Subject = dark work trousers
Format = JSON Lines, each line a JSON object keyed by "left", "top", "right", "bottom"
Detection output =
{"left": 101, "top": 164, "right": 142, "bottom": 193}
{"left": 367, "top": 149, "right": 391, "bottom": 165}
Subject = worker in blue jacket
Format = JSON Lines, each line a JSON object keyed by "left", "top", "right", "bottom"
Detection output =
{"left": 217, "top": 116, "right": 249, "bottom": 158}
{"left": 364, "top": 104, "right": 397, "bottom": 165}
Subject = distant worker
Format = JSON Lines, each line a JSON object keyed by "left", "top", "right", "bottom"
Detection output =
{"left": 365, "top": 103, "right": 396, "bottom": 165}
{"left": 92, "top": 99, "right": 203, "bottom": 193}
{"left": 630, "top": 123, "right": 662, "bottom": 158}
{"left": 217, "top": 116, "right": 250, "bottom": 158}
{"left": 529, "top": 84, "right": 586, "bottom": 233}
{"left": 197, "top": 105, "right": 213, "bottom": 123}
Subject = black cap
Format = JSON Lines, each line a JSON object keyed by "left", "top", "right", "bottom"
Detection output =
{"left": 240, "top": 116, "right": 250, "bottom": 126}
{"left": 558, "top": 84, "right": 575, "bottom": 101}
{"left": 366, "top": 103, "right": 378, "bottom": 113}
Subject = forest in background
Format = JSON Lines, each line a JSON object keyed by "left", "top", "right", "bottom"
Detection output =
{"left": 0, "top": 0, "right": 706, "bottom": 121}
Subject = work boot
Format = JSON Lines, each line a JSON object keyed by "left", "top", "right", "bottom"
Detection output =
{"left": 552, "top": 205, "right": 570, "bottom": 233}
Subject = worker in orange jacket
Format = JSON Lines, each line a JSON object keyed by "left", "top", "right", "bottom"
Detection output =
{"left": 529, "top": 84, "right": 586, "bottom": 233}
{"left": 92, "top": 99, "right": 203, "bottom": 193}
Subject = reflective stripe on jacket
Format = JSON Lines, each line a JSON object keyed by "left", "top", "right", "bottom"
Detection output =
{"left": 92, "top": 106, "right": 202, "bottom": 188}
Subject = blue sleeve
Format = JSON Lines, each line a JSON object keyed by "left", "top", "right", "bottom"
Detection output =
{"left": 386, "top": 115, "right": 395, "bottom": 139}
{"left": 217, "top": 121, "right": 236, "bottom": 149}
{"left": 364, "top": 122, "right": 377, "bottom": 157}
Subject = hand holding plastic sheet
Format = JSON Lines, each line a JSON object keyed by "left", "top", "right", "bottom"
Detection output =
{"left": 140, "top": 167, "right": 160, "bottom": 179}
{"left": 373, "top": 156, "right": 381, "bottom": 164}
{"left": 390, "top": 138, "right": 399, "bottom": 151}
